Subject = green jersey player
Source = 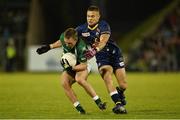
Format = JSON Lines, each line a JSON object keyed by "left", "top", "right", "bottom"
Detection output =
{"left": 36, "top": 28, "right": 106, "bottom": 114}
{"left": 59, "top": 31, "right": 87, "bottom": 67}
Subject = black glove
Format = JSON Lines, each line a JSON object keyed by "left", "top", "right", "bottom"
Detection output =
{"left": 60, "top": 58, "right": 72, "bottom": 71}
{"left": 36, "top": 45, "right": 50, "bottom": 55}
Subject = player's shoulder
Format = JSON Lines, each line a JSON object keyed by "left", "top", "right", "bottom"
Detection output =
{"left": 76, "top": 39, "right": 87, "bottom": 55}
{"left": 60, "top": 32, "right": 64, "bottom": 37}
{"left": 76, "top": 23, "right": 88, "bottom": 30}
{"left": 99, "top": 20, "right": 109, "bottom": 26}
{"left": 59, "top": 33, "right": 65, "bottom": 41}
{"left": 77, "top": 38, "right": 86, "bottom": 46}
{"left": 98, "top": 20, "right": 111, "bottom": 30}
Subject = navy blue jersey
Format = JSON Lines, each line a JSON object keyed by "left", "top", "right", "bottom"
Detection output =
{"left": 76, "top": 20, "right": 125, "bottom": 70}
{"left": 76, "top": 20, "right": 116, "bottom": 47}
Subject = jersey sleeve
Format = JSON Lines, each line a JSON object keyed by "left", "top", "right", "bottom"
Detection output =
{"left": 100, "top": 21, "right": 111, "bottom": 35}
{"left": 59, "top": 33, "right": 65, "bottom": 44}
{"left": 75, "top": 26, "right": 82, "bottom": 36}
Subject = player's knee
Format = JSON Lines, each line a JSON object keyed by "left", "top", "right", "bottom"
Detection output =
{"left": 61, "top": 79, "right": 70, "bottom": 89}
{"left": 115, "top": 68, "right": 126, "bottom": 81}
{"left": 76, "top": 78, "right": 86, "bottom": 86}
{"left": 99, "top": 66, "right": 113, "bottom": 76}
{"left": 101, "top": 70, "right": 112, "bottom": 80}
{"left": 61, "top": 81, "right": 67, "bottom": 89}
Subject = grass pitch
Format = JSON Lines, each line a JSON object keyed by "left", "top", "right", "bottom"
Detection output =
{"left": 0, "top": 72, "right": 180, "bottom": 119}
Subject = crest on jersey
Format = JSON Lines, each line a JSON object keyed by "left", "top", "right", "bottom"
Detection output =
{"left": 96, "top": 28, "right": 100, "bottom": 36}
{"left": 96, "top": 32, "right": 99, "bottom": 36}
{"left": 82, "top": 32, "right": 90, "bottom": 37}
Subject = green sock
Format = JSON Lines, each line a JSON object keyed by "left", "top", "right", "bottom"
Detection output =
{"left": 95, "top": 98, "right": 102, "bottom": 106}
{"left": 76, "top": 104, "right": 84, "bottom": 112}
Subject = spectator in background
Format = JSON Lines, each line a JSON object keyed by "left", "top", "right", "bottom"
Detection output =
{"left": 127, "top": 4, "right": 180, "bottom": 72}
{"left": 5, "top": 38, "right": 16, "bottom": 72}
{"left": 170, "top": 31, "right": 180, "bottom": 70}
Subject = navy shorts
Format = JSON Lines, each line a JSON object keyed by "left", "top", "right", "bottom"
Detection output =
{"left": 96, "top": 44, "right": 125, "bottom": 71}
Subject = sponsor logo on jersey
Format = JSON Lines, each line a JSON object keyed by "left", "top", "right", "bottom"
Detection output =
{"left": 98, "top": 63, "right": 101, "bottom": 67}
{"left": 96, "top": 32, "right": 99, "bottom": 36}
{"left": 82, "top": 32, "right": 90, "bottom": 37}
{"left": 81, "top": 57, "right": 86, "bottom": 61}
{"left": 119, "top": 62, "right": 124, "bottom": 67}
{"left": 112, "top": 50, "right": 116, "bottom": 54}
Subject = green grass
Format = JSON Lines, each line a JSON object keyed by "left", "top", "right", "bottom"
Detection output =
{"left": 0, "top": 72, "right": 180, "bottom": 119}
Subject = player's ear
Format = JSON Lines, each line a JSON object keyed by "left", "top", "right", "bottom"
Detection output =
{"left": 97, "top": 13, "right": 100, "bottom": 19}
{"left": 98, "top": 15, "right": 100, "bottom": 19}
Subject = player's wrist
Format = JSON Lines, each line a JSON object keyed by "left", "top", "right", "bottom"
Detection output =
{"left": 49, "top": 44, "right": 53, "bottom": 49}
{"left": 95, "top": 47, "right": 100, "bottom": 52}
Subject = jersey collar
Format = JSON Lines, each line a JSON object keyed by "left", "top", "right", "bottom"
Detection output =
{"left": 88, "top": 23, "right": 98, "bottom": 30}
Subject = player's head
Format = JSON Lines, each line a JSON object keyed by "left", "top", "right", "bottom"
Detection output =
{"left": 87, "top": 5, "right": 100, "bottom": 26}
{"left": 64, "top": 28, "right": 78, "bottom": 48}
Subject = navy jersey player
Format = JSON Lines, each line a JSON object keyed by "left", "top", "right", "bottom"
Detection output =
{"left": 76, "top": 6, "right": 127, "bottom": 114}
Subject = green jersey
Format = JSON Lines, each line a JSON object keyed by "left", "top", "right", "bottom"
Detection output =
{"left": 59, "top": 33, "right": 87, "bottom": 63}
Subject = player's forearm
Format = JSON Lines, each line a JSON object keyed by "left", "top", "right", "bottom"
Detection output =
{"left": 72, "top": 63, "right": 87, "bottom": 72}
{"left": 96, "top": 34, "right": 110, "bottom": 51}
{"left": 96, "top": 41, "right": 106, "bottom": 51}
{"left": 50, "top": 40, "right": 61, "bottom": 49}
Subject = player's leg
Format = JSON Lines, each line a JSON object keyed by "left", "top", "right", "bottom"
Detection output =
{"left": 61, "top": 71, "right": 85, "bottom": 114}
{"left": 75, "top": 69, "right": 106, "bottom": 110}
{"left": 99, "top": 65, "right": 114, "bottom": 93}
{"left": 111, "top": 46, "right": 127, "bottom": 106}
{"left": 114, "top": 68, "right": 127, "bottom": 105}
{"left": 99, "top": 65, "right": 126, "bottom": 114}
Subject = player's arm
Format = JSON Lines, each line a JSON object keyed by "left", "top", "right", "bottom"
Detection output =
{"left": 94, "top": 21, "right": 111, "bottom": 51}
{"left": 36, "top": 40, "right": 62, "bottom": 55}
{"left": 73, "top": 41, "right": 88, "bottom": 71}
{"left": 49, "top": 40, "right": 62, "bottom": 49}
{"left": 95, "top": 33, "right": 110, "bottom": 51}
{"left": 72, "top": 62, "right": 87, "bottom": 72}
{"left": 85, "top": 34, "right": 110, "bottom": 59}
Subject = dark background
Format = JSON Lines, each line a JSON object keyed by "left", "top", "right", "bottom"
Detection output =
{"left": 39, "top": 0, "right": 172, "bottom": 42}
{"left": 0, "top": 0, "right": 172, "bottom": 42}
{"left": 0, "top": 0, "right": 175, "bottom": 71}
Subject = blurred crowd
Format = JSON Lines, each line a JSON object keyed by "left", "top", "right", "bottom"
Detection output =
{"left": 0, "top": 1, "right": 179, "bottom": 72}
{"left": 0, "top": 8, "right": 28, "bottom": 72}
{"left": 127, "top": 4, "right": 180, "bottom": 72}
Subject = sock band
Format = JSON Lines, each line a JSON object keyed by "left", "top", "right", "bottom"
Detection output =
{"left": 93, "top": 95, "right": 99, "bottom": 101}
{"left": 73, "top": 101, "right": 80, "bottom": 107}
{"left": 110, "top": 91, "right": 118, "bottom": 96}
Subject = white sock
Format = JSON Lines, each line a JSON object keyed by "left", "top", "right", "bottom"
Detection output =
{"left": 110, "top": 91, "right": 118, "bottom": 96}
{"left": 93, "top": 95, "right": 99, "bottom": 101}
{"left": 73, "top": 101, "right": 80, "bottom": 107}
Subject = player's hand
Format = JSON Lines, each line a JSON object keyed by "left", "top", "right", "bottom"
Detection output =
{"left": 93, "top": 38, "right": 99, "bottom": 47}
{"left": 85, "top": 47, "right": 97, "bottom": 60}
{"left": 36, "top": 45, "right": 50, "bottom": 55}
{"left": 60, "top": 58, "right": 72, "bottom": 71}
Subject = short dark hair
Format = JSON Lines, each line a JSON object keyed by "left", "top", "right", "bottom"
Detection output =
{"left": 87, "top": 5, "right": 100, "bottom": 12}
{"left": 64, "top": 28, "right": 78, "bottom": 41}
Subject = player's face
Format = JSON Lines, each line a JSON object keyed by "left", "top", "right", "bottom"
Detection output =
{"left": 64, "top": 37, "right": 77, "bottom": 48}
{"left": 87, "top": 10, "right": 100, "bottom": 26}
